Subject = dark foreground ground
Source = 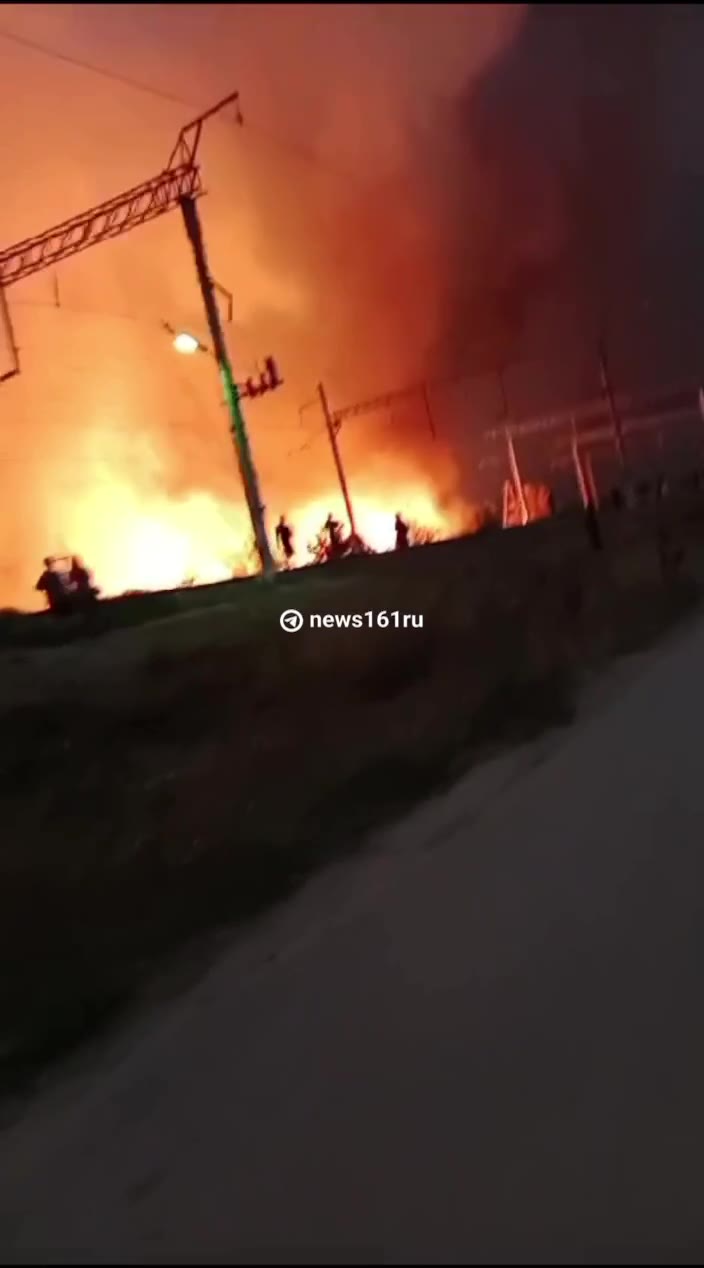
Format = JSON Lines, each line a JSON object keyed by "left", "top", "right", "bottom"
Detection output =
{"left": 0, "top": 501, "right": 701, "bottom": 1100}
{"left": 2, "top": 560, "right": 704, "bottom": 1262}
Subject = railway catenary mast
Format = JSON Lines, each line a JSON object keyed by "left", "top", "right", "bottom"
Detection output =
{"left": 0, "top": 92, "right": 276, "bottom": 576}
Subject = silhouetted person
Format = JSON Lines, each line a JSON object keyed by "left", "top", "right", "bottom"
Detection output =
{"left": 275, "top": 515, "right": 294, "bottom": 566}
{"left": 324, "top": 513, "right": 343, "bottom": 558}
{"left": 394, "top": 513, "right": 410, "bottom": 551}
{"left": 68, "top": 556, "right": 100, "bottom": 613}
{"left": 35, "top": 557, "right": 70, "bottom": 615}
{"left": 69, "top": 555, "right": 98, "bottom": 602}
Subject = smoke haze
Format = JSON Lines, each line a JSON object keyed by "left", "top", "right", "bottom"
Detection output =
{"left": 2, "top": 4, "right": 704, "bottom": 605}
{"left": 436, "top": 4, "right": 704, "bottom": 395}
{"left": 0, "top": 2, "right": 526, "bottom": 604}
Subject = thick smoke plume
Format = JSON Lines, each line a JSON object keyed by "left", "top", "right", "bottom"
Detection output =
{"left": 0, "top": 2, "right": 524, "bottom": 605}
{"left": 2, "top": 4, "right": 703, "bottom": 607}
{"left": 432, "top": 4, "right": 704, "bottom": 399}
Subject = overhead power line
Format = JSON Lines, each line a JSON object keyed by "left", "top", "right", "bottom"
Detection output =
{"left": 0, "top": 25, "right": 201, "bottom": 109}
{"left": 0, "top": 24, "right": 362, "bottom": 184}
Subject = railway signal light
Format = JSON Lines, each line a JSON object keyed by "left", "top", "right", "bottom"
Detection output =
{"left": 263, "top": 355, "right": 282, "bottom": 390}
{"left": 240, "top": 356, "right": 283, "bottom": 399}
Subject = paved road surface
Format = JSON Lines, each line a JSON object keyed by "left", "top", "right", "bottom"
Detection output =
{"left": 2, "top": 620, "right": 704, "bottom": 1263}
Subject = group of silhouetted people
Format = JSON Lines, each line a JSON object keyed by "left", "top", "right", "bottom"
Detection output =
{"left": 274, "top": 511, "right": 413, "bottom": 567}
{"left": 29, "top": 466, "right": 704, "bottom": 611}
{"left": 31, "top": 511, "right": 414, "bottom": 611}
{"left": 35, "top": 555, "right": 100, "bottom": 615}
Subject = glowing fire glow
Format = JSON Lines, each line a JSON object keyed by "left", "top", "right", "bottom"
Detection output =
{"left": 51, "top": 481, "right": 252, "bottom": 601}
{"left": 35, "top": 478, "right": 461, "bottom": 607}
{"left": 291, "top": 487, "right": 459, "bottom": 559}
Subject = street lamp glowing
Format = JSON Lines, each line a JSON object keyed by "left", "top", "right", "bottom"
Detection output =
{"left": 173, "top": 330, "right": 201, "bottom": 355}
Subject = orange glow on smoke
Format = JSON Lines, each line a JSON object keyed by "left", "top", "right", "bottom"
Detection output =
{"left": 0, "top": 2, "right": 529, "bottom": 613}
{"left": 52, "top": 480, "right": 251, "bottom": 599}
{"left": 293, "top": 486, "right": 460, "bottom": 559}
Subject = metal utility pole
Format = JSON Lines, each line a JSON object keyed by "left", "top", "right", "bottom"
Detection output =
{"left": 598, "top": 334, "right": 626, "bottom": 471}
{"left": 571, "top": 424, "right": 590, "bottom": 510}
{"left": 180, "top": 196, "right": 274, "bottom": 577}
{"left": 505, "top": 426, "right": 529, "bottom": 526}
{"left": 571, "top": 419, "right": 603, "bottom": 551}
{"left": 570, "top": 420, "right": 599, "bottom": 510}
{"left": 0, "top": 286, "right": 19, "bottom": 383}
{"left": 0, "top": 89, "right": 276, "bottom": 577}
{"left": 317, "top": 382, "right": 357, "bottom": 537}
{"left": 585, "top": 450, "right": 599, "bottom": 509}
{"left": 497, "top": 369, "right": 529, "bottom": 527}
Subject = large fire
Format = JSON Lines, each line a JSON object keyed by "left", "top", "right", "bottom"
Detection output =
{"left": 0, "top": 6, "right": 527, "bottom": 614}
{"left": 31, "top": 478, "right": 461, "bottom": 608}
{"left": 56, "top": 481, "right": 252, "bottom": 597}
{"left": 292, "top": 487, "right": 459, "bottom": 560}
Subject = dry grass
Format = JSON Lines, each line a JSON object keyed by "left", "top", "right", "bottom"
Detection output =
{"left": 0, "top": 504, "right": 701, "bottom": 1098}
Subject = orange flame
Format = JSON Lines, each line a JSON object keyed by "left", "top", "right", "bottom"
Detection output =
{"left": 26, "top": 478, "right": 461, "bottom": 607}
{"left": 292, "top": 487, "right": 460, "bottom": 561}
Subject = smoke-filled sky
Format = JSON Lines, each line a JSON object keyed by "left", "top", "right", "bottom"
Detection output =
{"left": 444, "top": 3, "right": 704, "bottom": 384}
{"left": 1, "top": 3, "right": 703, "bottom": 605}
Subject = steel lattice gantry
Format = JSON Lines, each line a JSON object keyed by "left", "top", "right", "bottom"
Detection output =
{"left": 0, "top": 164, "right": 202, "bottom": 289}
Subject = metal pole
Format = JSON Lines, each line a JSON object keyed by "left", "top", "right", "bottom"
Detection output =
{"left": 498, "top": 366, "right": 528, "bottom": 527}
{"left": 598, "top": 334, "right": 626, "bottom": 471}
{"left": 502, "top": 480, "right": 511, "bottom": 530}
{"left": 179, "top": 195, "right": 275, "bottom": 578}
{"left": 0, "top": 287, "right": 19, "bottom": 383}
{"left": 585, "top": 450, "right": 599, "bottom": 509}
{"left": 506, "top": 426, "right": 529, "bottom": 526}
{"left": 318, "top": 382, "right": 357, "bottom": 537}
{"left": 571, "top": 427, "right": 590, "bottom": 510}
{"left": 572, "top": 420, "right": 603, "bottom": 551}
